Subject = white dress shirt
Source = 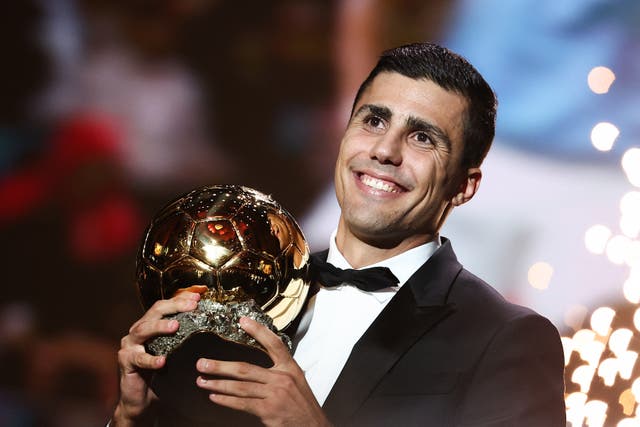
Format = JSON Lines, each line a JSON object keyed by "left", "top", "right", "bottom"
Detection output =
{"left": 292, "top": 231, "right": 441, "bottom": 405}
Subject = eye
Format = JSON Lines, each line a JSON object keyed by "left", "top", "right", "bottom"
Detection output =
{"left": 413, "top": 131, "right": 432, "bottom": 144}
{"left": 363, "top": 115, "right": 385, "bottom": 130}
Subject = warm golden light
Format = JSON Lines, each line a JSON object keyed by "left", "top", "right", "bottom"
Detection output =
{"left": 632, "top": 378, "right": 640, "bottom": 400}
{"left": 618, "top": 418, "right": 640, "bottom": 427}
{"left": 153, "top": 242, "right": 164, "bottom": 257}
{"left": 563, "top": 106, "right": 640, "bottom": 423}
{"left": 573, "top": 365, "right": 597, "bottom": 393}
{"left": 618, "top": 389, "right": 636, "bottom": 416}
{"left": 202, "top": 244, "right": 232, "bottom": 265}
{"left": 618, "top": 351, "right": 638, "bottom": 380}
{"left": 572, "top": 329, "right": 600, "bottom": 366}
{"left": 588, "top": 66, "right": 616, "bottom": 94}
{"left": 633, "top": 307, "right": 640, "bottom": 332}
{"left": 584, "top": 400, "right": 608, "bottom": 427}
{"left": 582, "top": 341, "right": 607, "bottom": 368}
{"left": 527, "top": 261, "right": 553, "bottom": 289}
{"left": 566, "top": 392, "right": 588, "bottom": 426}
{"left": 566, "top": 391, "right": 588, "bottom": 407}
{"left": 562, "top": 337, "right": 574, "bottom": 366}
{"left": 623, "top": 275, "right": 640, "bottom": 304}
{"left": 610, "top": 329, "right": 634, "bottom": 357}
{"left": 585, "top": 224, "right": 612, "bottom": 254}
{"left": 598, "top": 358, "right": 619, "bottom": 386}
{"left": 572, "top": 328, "right": 607, "bottom": 367}
{"left": 591, "top": 307, "right": 616, "bottom": 336}
{"left": 591, "top": 122, "right": 620, "bottom": 151}
{"left": 574, "top": 328, "right": 597, "bottom": 344}
{"left": 622, "top": 148, "right": 640, "bottom": 188}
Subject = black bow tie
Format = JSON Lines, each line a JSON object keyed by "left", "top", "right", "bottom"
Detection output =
{"left": 309, "top": 254, "right": 400, "bottom": 292}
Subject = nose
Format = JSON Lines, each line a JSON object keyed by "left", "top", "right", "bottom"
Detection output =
{"left": 369, "top": 133, "right": 402, "bottom": 166}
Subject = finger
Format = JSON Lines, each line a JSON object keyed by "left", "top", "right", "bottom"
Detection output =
{"left": 123, "top": 292, "right": 199, "bottom": 347}
{"left": 239, "top": 317, "right": 291, "bottom": 365}
{"left": 208, "top": 393, "right": 262, "bottom": 416}
{"left": 127, "top": 318, "right": 181, "bottom": 343}
{"left": 174, "top": 285, "right": 208, "bottom": 295}
{"left": 146, "top": 292, "right": 201, "bottom": 318}
{"left": 196, "top": 358, "right": 270, "bottom": 383}
{"left": 196, "top": 377, "right": 268, "bottom": 399}
{"left": 133, "top": 351, "right": 166, "bottom": 371}
{"left": 119, "top": 345, "right": 166, "bottom": 372}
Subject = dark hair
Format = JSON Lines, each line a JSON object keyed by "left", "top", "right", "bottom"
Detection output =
{"left": 352, "top": 43, "right": 497, "bottom": 169}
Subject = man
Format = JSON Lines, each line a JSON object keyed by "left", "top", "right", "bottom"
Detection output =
{"left": 113, "top": 43, "right": 566, "bottom": 426}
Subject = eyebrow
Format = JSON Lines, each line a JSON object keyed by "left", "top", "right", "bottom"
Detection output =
{"left": 354, "top": 103, "right": 452, "bottom": 149}
{"left": 405, "top": 116, "right": 452, "bottom": 150}
{"left": 353, "top": 104, "right": 392, "bottom": 121}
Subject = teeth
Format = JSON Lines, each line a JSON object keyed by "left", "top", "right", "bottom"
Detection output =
{"left": 360, "top": 174, "right": 399, "bottom": 193}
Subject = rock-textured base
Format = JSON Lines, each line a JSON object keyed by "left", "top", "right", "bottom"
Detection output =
{"left": 146, "top": 299, "right": 292, "bottom": 356}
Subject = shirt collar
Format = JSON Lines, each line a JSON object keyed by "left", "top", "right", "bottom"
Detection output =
{"left": 326, "top": 229, "right": 441, "bottom": 288}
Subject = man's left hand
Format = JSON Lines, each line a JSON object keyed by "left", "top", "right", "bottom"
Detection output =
{"left": 195, "top": 316, "right": 332, "bottom": 427}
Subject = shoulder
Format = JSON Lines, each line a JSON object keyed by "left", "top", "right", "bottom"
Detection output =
{"left": 448, "top": 271, "right": 566, "bottom": 425}
{"left": 441, "top": 266, "right": 563, "bottom": 358}
{"left": 451, "top": 267, "right": 544, "bottom": 323}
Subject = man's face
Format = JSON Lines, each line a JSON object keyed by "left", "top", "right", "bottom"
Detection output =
{"left": 334, "top": 72, "right": 477, "bottom": 249}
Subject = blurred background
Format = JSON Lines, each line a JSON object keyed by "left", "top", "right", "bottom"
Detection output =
{"left": 1, "top": 0, "right": 639, "bottom": 425}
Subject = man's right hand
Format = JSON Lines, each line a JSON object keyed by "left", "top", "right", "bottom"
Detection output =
{"left": 112, "top": 291, "right": 201, "bottom": 426}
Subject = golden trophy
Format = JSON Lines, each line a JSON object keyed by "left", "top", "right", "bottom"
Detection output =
{"left": 136, "top": 185, "right": 310, "bottom": 424}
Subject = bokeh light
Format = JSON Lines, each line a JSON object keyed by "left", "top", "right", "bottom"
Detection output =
{"left": 588, "top": 66, "right": 616, "bottom": 94}
{"left": 620, "top": 215, "right": 640, "bottom": 240}
{"left": 619, "top": 418, "right": 640, "bottom": 427}
{"left": 586, "top": 225, "right": 613, "bottom": 254}
{"left": 583, "top": 399, "right": 608, "bottom": 427}
{"left": 625, "top": 241, "right": 640, "bottom": 267}
{"left": 633, "top": 307, "right": 640, "bottom": 332}
{"left": 565, "top": 297, "right": 640, "bottom": 424}
{"left": 623, "top": 274, "right": 640, "bottom": 304}
{"left": 607, "top": 235, "right": 633, "bottom": 265}
{"left": 566, "top": 391, "right": 588, "bottom": 425}
{"left": 573, "top": 365, "right": 597, "bottom": 393}
{"left": 620, "top": 192, "right": 640, "bottom": 216}
{"left": 618, "top": 351, "right": 637, "bottom": 380}
{"left": 622, "top": 148, "right": 640, "bottom": 187}
{"left": 632, "top": 378, "right": 640, "bottom": 400}
{"left": 582, "top": 340, "right": 606, "bottom": 368}
{"left": 592, "top": 307, "right": 616, "bottom": 336}
{"left": 618, "top": 388, "right": 636, "bottom": 416}
{"left": 609, "top": 329, "right": 633, "bottom": 357}
{"left": 591, "top": 122, "right": 620, "bottom": 151}
{"left": 597, "top": 357, "right": 619, "bottom": 386}
{"left": 619, "top": 192, "right": 640, "bottom": 239}
{"left": 527, "top": 261, "right": 553, "bottom": 289}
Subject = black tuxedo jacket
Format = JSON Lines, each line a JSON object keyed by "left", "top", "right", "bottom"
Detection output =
{"left": 311, "top": 239, "right": 566, "bottom": 427}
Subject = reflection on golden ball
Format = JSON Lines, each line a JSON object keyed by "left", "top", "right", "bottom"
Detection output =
{"left": 136, "top": 185, "right": 310, "bottom": 330}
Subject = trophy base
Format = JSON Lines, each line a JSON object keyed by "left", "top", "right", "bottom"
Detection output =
{"left": 151, "top": 331, "right": 272, "bottom": 426}
{"left": 146, "top": 299, "right": 292, "bottom": 356}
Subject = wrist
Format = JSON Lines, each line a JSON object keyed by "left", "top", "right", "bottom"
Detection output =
{"left": 112, "top": 402, "right": 157, "bottom": 427}
{"left": 111, "top": 403, "right": 134, "bottom": 427}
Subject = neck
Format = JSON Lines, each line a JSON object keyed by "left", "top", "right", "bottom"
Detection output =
{"left": 335, "top": 221, "right": 436, "bottom": 269}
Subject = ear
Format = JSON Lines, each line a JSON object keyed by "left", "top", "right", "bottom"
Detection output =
{"left": 451, "top": 168, "right": 481, "bottom": 207}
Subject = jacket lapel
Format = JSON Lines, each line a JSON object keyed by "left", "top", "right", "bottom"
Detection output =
{"left": 322, "top": 239, "right": 462, "bottom": 424}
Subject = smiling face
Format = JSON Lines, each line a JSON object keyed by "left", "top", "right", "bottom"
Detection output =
{"left": 334, "top": 72, "right": 481, "bottom": 262}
